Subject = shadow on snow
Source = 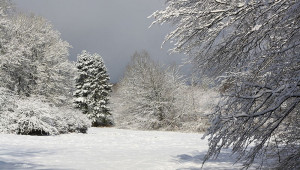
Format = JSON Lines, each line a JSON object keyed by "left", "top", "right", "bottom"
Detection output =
{"left": 173, "top": 149, "right": 241, "bottom": 170}
{"left": 0, "top": 147, "right": 70, "bottom": 170}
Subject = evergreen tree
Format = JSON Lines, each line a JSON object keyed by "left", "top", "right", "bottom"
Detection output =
{"left": 74, "top": 50, "right": 113, "bottom": 127}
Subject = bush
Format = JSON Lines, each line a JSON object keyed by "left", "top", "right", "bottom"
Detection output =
{"left": 0, "top": 88, "right": 91, "bottom": 135}
{"left": 112, "top": 85, "right": 218, "bottom": 132}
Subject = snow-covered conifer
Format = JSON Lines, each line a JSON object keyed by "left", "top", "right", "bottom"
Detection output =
{"left": 74, "top": 50, "right": 113, "bottom": 127}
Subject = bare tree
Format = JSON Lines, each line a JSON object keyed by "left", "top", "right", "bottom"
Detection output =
{"left": 117, "top": 51, "right": 188, "bottom": 130}
{"left": 150, "top": 0, "right": 300, "bottom": 168}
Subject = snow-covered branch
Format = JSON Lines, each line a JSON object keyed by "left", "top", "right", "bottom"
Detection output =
{"left": 151, "top": 0, "right": 300, "bottom": 169}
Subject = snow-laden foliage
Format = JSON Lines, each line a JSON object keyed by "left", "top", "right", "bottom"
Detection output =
{"left": 151, "top": 0, "right": 300, "bottom": 169}
{"left": 114, "top": 51, "right": 217, "bottom": 131}
{"left": 0, "top": 12, "right": 75, "bottom": 103}
{"left": 205, "top": 70, "right": 300, "bottom": 169}
{"left": 74, "top": 50, "right": 113, "bottom": 127}
{"left": 0, "top": 2, "right": 90, "bottom": 135}
{"left": 0, "top": 0, "right": 12, "bottom": 60}
{"left": 0, "top": 88, "right": 91, "bottom": 135}
{"left": 150, "top": 0, "right": 299, "bottom": 75}
{"left": 0, "top": 87, "right": 15, "bottom": 113}
{"left": 0, "top": 0, "right": 11, "bottom": 22}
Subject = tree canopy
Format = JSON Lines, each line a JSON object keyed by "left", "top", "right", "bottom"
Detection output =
{"left": 150, "top": 0, "right": 300, "bottom": 168}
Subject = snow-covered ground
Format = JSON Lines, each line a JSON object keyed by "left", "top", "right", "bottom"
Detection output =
{"left": 0, "top": 128, "right": 256, "bottom": 170}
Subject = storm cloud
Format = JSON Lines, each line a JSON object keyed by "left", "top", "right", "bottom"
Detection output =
{"left": 13, "top": 0, "right": 189, "bottom": 83}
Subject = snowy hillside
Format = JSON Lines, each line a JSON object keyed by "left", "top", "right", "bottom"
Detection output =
{"left": 0, "top": 128, "right": 257, "bottom": 170}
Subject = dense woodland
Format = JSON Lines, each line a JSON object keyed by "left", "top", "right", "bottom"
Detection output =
{"left": 0, "top": 0, "right": 299, "bottom": 169}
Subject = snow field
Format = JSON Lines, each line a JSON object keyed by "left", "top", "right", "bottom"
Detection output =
{"left": 0, "top": 128, "right": 256, "bottom": 170}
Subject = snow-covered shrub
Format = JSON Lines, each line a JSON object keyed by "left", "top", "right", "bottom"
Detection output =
{"left": 177, "top": 86, "right": 219, "bottom": 132}
{"left": 61, "top": 108, "right": 92, "bottom": 133}
{"left": 0, "top": 90, "right": 91, "bottom": 135}
{"left": 0, "top": 87, "right": 18, "bottom": 133}
{"left": 112, "top": 82, "right": 218, "bottom": 132}
{"left": 0, "top": 87, "right": 15, "bottom": 111}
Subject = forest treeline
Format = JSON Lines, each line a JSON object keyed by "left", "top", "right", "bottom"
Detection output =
{"left": 0, "top": 0, "right": 215, "bottom": 135}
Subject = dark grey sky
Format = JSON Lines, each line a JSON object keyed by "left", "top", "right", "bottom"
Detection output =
{"left": 13, "top": 0, "right": 189, "bottom": 83}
